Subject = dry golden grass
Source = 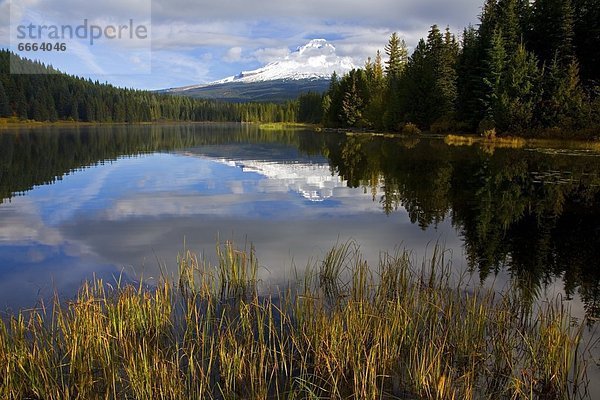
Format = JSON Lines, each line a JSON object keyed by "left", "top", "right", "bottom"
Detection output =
{"left": 0, "top": 241, "right": 589, "bottom": 399}
{"left": 444, "top": 134, "right": 526, "bottom": 149}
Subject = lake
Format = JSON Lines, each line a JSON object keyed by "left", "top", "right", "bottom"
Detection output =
{"left": 1, "top": 123, "right": 599, "bottom": 392}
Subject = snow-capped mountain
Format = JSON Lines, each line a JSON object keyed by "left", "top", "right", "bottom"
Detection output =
{"left": 163, "top": 39, "right": 356, "bottom": 101}
{"left": 211, "top": 39, "right": 355, "bottom": 84}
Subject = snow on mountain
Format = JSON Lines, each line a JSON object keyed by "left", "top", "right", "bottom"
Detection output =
{"left": 167, "top": 39, "right": 356, "bottom": 93}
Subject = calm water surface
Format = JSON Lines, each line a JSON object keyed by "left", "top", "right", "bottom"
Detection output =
{"left": 1, "top": 123, "right": 599, "bottom": 390}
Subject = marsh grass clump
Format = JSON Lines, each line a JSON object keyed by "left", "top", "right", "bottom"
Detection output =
{"left": 0, "top": 241, "right": 590, "bottom": 399}
{"left": 445, "top": 134, "right": 526, "bottom": 151}
{"left": 402, "top": 122, "right": 422, "bottom": 136}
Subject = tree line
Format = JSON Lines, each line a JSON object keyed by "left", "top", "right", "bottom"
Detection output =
{"left": 0, "top": 50, "right": 297, "bottom": 124}
{"left": 299, "top": 0, "right": 600, "bottom": 137}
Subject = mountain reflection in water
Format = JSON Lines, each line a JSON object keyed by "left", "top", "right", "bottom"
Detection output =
{"left": 0, "top": 123, "right": 599, "bottom": 323}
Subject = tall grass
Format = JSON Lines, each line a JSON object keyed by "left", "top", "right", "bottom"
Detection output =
{"left": 444, "top": 134, "right": 527, "bottom": 149}
{"left": 0, "top": 241, "right": 590, "bottom": 399}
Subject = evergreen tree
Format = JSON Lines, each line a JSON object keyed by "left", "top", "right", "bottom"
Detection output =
{"left": 400, "top": 39, "right": 434, "bottom": 128}
{"left": 341, "top": 79, "right": 364, "bottom": 126}
{"left": 572, "top": 0, "right": 600, "bottom": 86}
{"left": 437, "top": 27, "right": 459, "bottom": 120}
{"left": 482, "top": 29, "right": 507, "bottom": 129}
{"left": 516, "top": 0, "right": 532, "bottom": 41}
{"left": 0, "top": 81, "right": 11, "bottom": 117}
{"left": 383, "top": 33, "right": 408, "bottom": 130}
{"left": 364, "top": 57, "right": 374, "bottom": 84}
{"left": 364, "top": 51, "right": 386, "bottom": 129}
{"left": 497, "top": 0, "right": 521, "bottom": 54}
{"left": 456, "top": 26, "right": 486, "bottom": 130}
{"left": 16, "top": 90, "right": 28, "bottom": 119}
{"left": 384, "top": 33, "right": 408, "bottom": 79}
{"left": 373, "top": 50, "right": 385, "bottom": 83}
{"left": 298, "top": 92, "right": 323, "bottom": 123}
{"left": 539, "top": 58, "right": 588, "bottom": 129}
{"left": 497, "top": 44, "right": 542, "bottom": 131}
{"left": 479, "top": 0, "right": 500, "bottom": 46}
{"left": 530, "top": 0, "right": 576, "bottom": 67}
{"left": 339, "top": 70, "right": 369, "bottom": 127}
{"left": 323, "top": 72, "right": 343, "bottom": 127}
{"left": 415, "top": 25, "right": 458, "bottom": 127}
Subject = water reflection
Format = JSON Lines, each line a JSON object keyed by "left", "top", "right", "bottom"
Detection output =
{"left": 0, "top": 124, "right": 599, "bottom": 323}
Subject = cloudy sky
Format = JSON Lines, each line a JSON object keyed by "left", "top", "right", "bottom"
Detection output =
{"left": 2, "top": 0, "right": 483, "bottom": 89}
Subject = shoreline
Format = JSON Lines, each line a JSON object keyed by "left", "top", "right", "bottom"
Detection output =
{"left": 2, "top": 118, "right": 599, "bottom": 148}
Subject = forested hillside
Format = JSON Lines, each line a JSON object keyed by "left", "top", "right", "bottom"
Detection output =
{"left": 302, "top": 0, "right": 600, "bottom": 137}
{"left": 0, "top": 51, "right": 297, "bottom": 123}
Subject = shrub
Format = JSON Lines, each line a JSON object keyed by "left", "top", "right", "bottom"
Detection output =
{"left": 429, "top": 117, "right": 456, "bottom": 134}
{"left": 401, "top": 122, "right": 421, "bottom": 136}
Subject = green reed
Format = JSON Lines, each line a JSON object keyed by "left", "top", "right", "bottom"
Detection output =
{"left": 0, "top": 241, "right": 590, "bottom": 399}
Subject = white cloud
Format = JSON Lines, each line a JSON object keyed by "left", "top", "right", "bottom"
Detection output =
{"left": 150, "top": 50, "right": 211, "bottom": 86}
{"left": 223, "top": 46, "right": 243, "bottom": 62}
{"left": 150, "top": 21, "right": 254, "bottom": 50}
{"left": 253, "top": 46, "right": 290, "bottom": 63}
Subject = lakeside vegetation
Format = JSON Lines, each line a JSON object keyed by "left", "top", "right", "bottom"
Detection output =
{"left": 258, "top": 122, "right": 315, "bottom": 131}
{"left": 299, "top": 0, "right": 600, "bottom": 138}
{"left": 0, "top": 241, "right": 590, "bottom": 399}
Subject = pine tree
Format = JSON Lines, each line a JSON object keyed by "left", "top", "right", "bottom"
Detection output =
{"left": 555, "top": 61, "right": 588, "bottom": 129}
{"left": 572, "top": 0, "right": 600, "bottom": 86}
{"left": 0, "top": 81, "right": 11, "bottom": 117}
{"left": 482, "top": 29, "right": 507, "bottom": 129}
{"left": 339, "top": 70, "right": 368, "bottom": 127}
{"left": 531, "top": 0, "right": 576, "bottom": 67}
{"left": 399, "top": 39, "right": 434, "bottom": 128}
{"left": 323, "top": 72, "right": 343, "bottom": 127}
{"left": 539, "top": 58, "right": 588, "bottom": 129}
{"left": 383, "top": 33, "right": 408, "bottom": 130}
{"left": 438, "top": 27, "right": 459, "bottom": 119}
{"left": 516, "top": 0, "right": 532, "bottom": 41}
{"left": 364, "top": 50, "right": 386, "bottom": 129}
{"left": 497, "top": 0, "right": 521, "bottom": 54}
{"left": 498, "top": 44, "right": 542, "bottom": 131}
{"left": 341, "top": 79, "right": 364, "bottom": 126}
{"left": 456, "top": 26, "right": 486, "bottom": 129}
{"left": 413, "top": 25, "right": 458, "bottom": 127}
{"left": 16, "top": 90, "right": 28, "bottom": 119}
{"left": 373, "top": 50, "right": 384, "bottom": 83}
{"left": 479, "top": 0, "right": 500, "bottom": 46}
{"left": 364, "top": 57, "right": 374, "bottom": 84}
{"left": 384, "top": 32, "right": 408, "bottom": 79}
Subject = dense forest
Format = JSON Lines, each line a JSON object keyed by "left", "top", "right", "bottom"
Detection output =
{"left": 0, "top": 51, "right": 297, "bottom": 123}
{"left": 300, "top": 0, "right": 600, "bottom": 137}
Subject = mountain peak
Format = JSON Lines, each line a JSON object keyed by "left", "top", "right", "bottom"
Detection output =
{"left": 211, "top": 39, "right": 355, "bottom": 85}
{"left": 297, "top": 39, "right": 334, "bottom": 53}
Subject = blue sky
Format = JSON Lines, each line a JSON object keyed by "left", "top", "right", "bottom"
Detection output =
{"left": 1, "top": 0, "right": 483, "bottom": 90}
